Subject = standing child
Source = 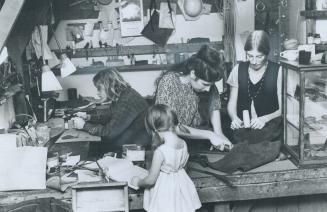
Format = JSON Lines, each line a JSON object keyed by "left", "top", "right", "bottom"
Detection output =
{"left": 131, "top": 104, "right": 202, "bottom": 212}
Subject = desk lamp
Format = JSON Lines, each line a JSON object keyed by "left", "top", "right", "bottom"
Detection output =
{"left": 50, "top": 25, "right": 76, "bottom": 77}
{"left": 41, "top": 64, "right": 62, "bottom": 122}
{"left": 38, "top": 25, "right": 63, "bottom": 122}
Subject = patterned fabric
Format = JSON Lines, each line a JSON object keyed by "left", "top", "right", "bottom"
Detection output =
{"left": 155, "top": 72, "right": 221, "bottom": 127}
{"left": 83, "top": 86, "right": 151, "bottom": 152}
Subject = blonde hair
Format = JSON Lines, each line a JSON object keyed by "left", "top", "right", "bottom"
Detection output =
{"left": 93, "top": 68, "right": 129, "bottom": 102}
{"left": 145, "top": 104, "right": 189, "bottom": 149}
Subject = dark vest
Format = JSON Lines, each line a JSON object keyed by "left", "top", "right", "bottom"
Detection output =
{"left": 237, "top": 61, "right": 279, "bottom": 119}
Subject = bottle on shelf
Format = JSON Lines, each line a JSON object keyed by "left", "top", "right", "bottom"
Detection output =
{"left": 314, "top": 33, "right": 321, "bottom": 44}
{"left": 307, "top": 33, "right": 314, "bottom": 44}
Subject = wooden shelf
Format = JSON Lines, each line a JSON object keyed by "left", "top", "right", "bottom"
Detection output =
{"left": 54, "top": 64, "right": 173, "bottom": 76}
{"left": 53, "top": 42, "right": 223, "bottom": 58}
{"left": 316, "top": 44, "right": 327, "bottom": 51}
{"left": 300, "top": 10, "right": 327, "bottom": 19}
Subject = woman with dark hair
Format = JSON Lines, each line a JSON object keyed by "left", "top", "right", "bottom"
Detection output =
{"left": 227, "top": 30, "right": 282, "bottom": 143}
{"left": 73, "top": 68, "right": 151, "bottom": 157}
{"left": 155, "top": 45, "right": 232, "bottom": 150}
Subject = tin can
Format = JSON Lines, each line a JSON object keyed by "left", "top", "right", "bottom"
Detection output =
{"left": 122, "top": 144, "right": 145, "bottom": 162}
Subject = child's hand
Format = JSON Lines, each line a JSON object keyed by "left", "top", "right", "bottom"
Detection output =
{"left": 131, "top": 176, "right": 141, "bottom": 187}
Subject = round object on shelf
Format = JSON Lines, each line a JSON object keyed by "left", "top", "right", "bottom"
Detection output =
{"left": 184, "top": 0, "right": 203, "bottom": 17}
{"left": 283, "top": 39, "right": 299, "bottom": 50}
{"left": 178, "top": 0, "right": 203, "bottom": 21}
{"left": 96, "top": 0, "right": 113, "bottom": 5}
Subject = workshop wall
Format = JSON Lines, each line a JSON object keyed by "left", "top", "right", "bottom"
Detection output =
{"left": 49, "top": 13, "right": 224, "bottom": 100}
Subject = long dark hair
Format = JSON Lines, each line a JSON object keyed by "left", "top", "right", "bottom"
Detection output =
{"left": 155, "top": 45, "right": 224, "bottom": 89}
{"left": 172, "top": 45, "right": 223, "bottom": 82}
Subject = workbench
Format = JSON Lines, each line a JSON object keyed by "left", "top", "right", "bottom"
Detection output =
{"left": 1, "top": 121, "right": 327, "bottom": 211}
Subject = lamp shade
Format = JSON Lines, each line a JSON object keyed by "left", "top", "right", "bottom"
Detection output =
{"left": 60, "top": 53, "right": 76, "bottom": 77}
{"left": 41, "top": 65, "right": 62, "bottom": 91}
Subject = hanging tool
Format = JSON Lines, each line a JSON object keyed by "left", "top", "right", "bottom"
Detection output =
{"left": 84, "top": 42, "right": 90, "bottom": 61}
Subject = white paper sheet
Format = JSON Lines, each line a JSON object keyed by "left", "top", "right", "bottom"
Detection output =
{"left": 0, "top": 134, "right": 17, "bottom": 149}
{"left": 97, "top": 156, "right": 148, "bottom": 190}
{"left": 0, "top": 147, "right": 47, "bottom": 191}
{"left": 0, "top": 47, "right": 8, "bottom": 65}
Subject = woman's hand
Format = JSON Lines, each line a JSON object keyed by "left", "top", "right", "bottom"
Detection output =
{"left": 209, "top": 133, "right": 233, "bottom": 151}
{"left": 231, "top": 117, "right": 243, "bottom": 130}
{"left": 131, "top": 176, "right": 141, "bottom": 187}
{"left": 250, "top": 117, "right": 267, "bottom": 129}
{"left": 75, "top": 112, "right": 90, "bottom": 120}
{"left": 72, "top": 117, "right": 85, "bottom": 129}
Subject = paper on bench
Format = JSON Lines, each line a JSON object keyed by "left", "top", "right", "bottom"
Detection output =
{"left": 0, "top": 134, "right": 16, "bottom": 149}
{"left": 97, "top": 156, "right": 148, "bottom": 190}
{"left": 0, "top": 146, "right": 47, "bottom": 191}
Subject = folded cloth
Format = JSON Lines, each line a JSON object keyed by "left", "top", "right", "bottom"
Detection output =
{"left": 233, "top": 117, "right": 282, "bottom": 144}
{"left": 208, "top": 140, "right": 281, "bottom": 174}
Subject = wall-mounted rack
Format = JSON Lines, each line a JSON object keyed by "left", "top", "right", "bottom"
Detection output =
{"left": 52, "top": 42, "right": 223, "bottom": 58}
{"left": 300, "top": 10, "right": 327, "bottom": 19}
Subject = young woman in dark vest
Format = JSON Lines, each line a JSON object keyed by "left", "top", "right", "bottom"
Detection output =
{"left": 227, "top": 30, "right": 282, "bottom": 143}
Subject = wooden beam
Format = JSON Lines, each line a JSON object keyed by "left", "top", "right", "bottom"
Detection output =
{"left": 0, "top": 0, "right": 25, "bottom": 52}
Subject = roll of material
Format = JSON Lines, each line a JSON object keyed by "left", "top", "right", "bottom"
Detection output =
{"left": 67, "top": 88, "right": 77, "bottom": 101}
{"left": 243, "top": 110, "right": 250, "bottom": 128}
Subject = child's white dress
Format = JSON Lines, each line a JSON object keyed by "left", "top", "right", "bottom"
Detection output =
{"left": 143, "top": 140, "right": 202, "bottom": 212}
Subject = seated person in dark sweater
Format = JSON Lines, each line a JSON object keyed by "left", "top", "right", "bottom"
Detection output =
{"left": 72, "top": 68, "right": 151, "bottom": 157}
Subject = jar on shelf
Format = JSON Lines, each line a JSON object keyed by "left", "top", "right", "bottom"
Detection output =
{"left": 307, "top": 33, "right": 314, "bottom": 44}
{"left": 314, "top": 33, "right": 321, "bottom": 44}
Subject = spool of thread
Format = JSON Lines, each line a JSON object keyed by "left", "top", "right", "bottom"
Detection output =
{"left": 243, "top": 110, "right": 250, "bottom": 128}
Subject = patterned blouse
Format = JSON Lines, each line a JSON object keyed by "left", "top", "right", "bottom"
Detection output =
{"left": 155, "top": 72, "right": 221, "bottom": 127}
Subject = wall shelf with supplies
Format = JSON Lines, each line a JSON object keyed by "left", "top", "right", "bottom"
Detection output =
{"left": 315, "top": 44, "right": 327, "bottom": 51}
{"left": 52, "top": 42, "right": 223, "bottom": 58}
{"left": 53, "top": 64, "right": 173, "bottom": 75}
{"left": 300, "top": 10, "right": 327, "bottom": 19}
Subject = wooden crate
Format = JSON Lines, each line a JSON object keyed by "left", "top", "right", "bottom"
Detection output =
{"left": 72, "top": 182, "right": 129, "bottom": 212}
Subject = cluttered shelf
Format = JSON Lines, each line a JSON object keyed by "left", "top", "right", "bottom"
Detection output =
{"left": 52, "top": 41, "right": 223, "bottom": 58}
{"left": 316, "top": 44, "right": 327, "bottom": 51}
{"left": 58, "top": 64, "right": 173, "bottom": 75}
{"left": 300, "top": 10, "right": 327, "bottom": 19}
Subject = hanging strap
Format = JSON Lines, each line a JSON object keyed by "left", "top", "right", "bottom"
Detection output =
{"left": 149, "top": 0, "right": 156, "bottom": 32}
{"left": 166, "top": 0, "right": 175, "bottom": 29}
{"left": 148, "top": 0, "right": 174, "bottom": 31}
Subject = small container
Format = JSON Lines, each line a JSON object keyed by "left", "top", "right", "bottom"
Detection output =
{"left": 166, "top": 53, "right": 175, "bottom": 64}
{"left": 36, "top": 124, "right": 50, "bottom": 145}
{"left": 122, "top": 144, "right": 145, "bottom": 162}
{"left": 314, "top": 33, "right": 321, "bottom": 44}
{"left": 307, "top": 33, "right": 314, "bottom": 44}
{"left": 67, "top": 88, "right": 77, "bottom": 101}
